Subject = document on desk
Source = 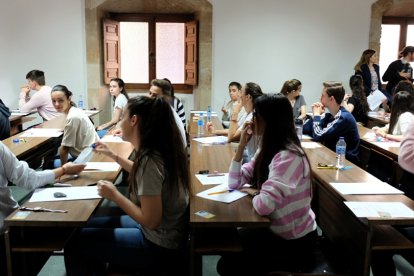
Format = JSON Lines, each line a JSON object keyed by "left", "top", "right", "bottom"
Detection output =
{"left": 367, "top": 89, "right": 387, "bottom": 111}
{"left": 363, "top": 132, "right": 376, "bottom": 140}
{"left": 193, "top": 136, "right": 228, "bottom": 144}
{"left": 196, "top": 183, "right": 248, "bottom": 203}
{"left": 300, "top": 142, "right": 322, "bottom": 148}
{"left": 19, "top": 128, "right": 63, "bottom": 137}
{"left": 330, "top": 182, "right": 404, "bottom": 195}
{"left": 195, "top": 173, "right": 229, "bottom": 185}
{"left": 29, "top": 186, "right": 101, "bottom": 202}
{"left": 344, "top": 202, "right": 414, "bottom": 218}
{"left": 11, "top": 112, "right": 29, "bottom": 116}
{"left": 371, "top": 141, "right": 401, "bottom": 147}
{"left": 84, "top": 162, "right": 120, "bottom": 171}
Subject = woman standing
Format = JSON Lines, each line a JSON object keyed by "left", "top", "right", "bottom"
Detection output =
{"left": 64, "top": 96, "right": 190, "bottom": 275}
{"left": 217, "top": 94, "right": 317, "bottom": 275}
{"left": 51, "top": 85, "right": 99, "bottom": 165}
{"left": 96, "top": 78, "right": 129, "bottom": 138}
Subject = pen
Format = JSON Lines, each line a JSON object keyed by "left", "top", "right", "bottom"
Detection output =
{"left": 208, "top": 189, "right": 233, "bottom": 195}
{"left": 207, "top": 173, "right": 225, "bottom": 177}
{"left": 87, "top": 183, "right": 98, "bottom": 186}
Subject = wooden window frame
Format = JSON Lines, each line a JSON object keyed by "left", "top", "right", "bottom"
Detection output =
{"left": 104, "top": 13, "right": 197, "bottom": 93}
{"left": 382, "top": 17, "right": 414, "bottom": 56}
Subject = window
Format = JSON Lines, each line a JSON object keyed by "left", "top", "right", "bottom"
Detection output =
{"left": 103, "top": 14, "right": 198, "bottom": 91}
{"left": 380, "top": 17, "right": 414, "bottom": 75}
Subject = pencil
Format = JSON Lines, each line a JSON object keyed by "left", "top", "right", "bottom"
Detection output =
{"left": 208, "top": 190, "right": 232, "bottom": 195}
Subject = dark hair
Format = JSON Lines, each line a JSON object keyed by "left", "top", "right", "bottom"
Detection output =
{"left": 323, "top": 81, "right": 345, "bottom": 105}
{"left": 252, "top": 94, "right": 309, "bottom": 188}
{"left": 280, "top": 79, "right": 302, "bottom": 98}
{"left": 244, "top": 82, "right": 264, "bottom": 100}
{"left": 388, "top": 91, "right": 414, "bottom": 134}
{"left": 51, "top": 85, "right": 76, "bottom": 107}
{"left": 394, "top": 80, "right": 414, "bottom": 95}
{"left": 399, "top": 46, "right": 414, "bottom": 57}
{"left": 128, "top": 96, "right": 190, "bottom": 197}
{"left": 163, "top": 78, "right": 176, "bottom": 106}
{"left": 151, "top": 79, "right": 172, "bottom": 97}
{"left": 228, "top": 81, "right": 242, "bottom": 90}
{"left": 110, "top": 78, "right": 129, "bottom": 103}
{"left": 349, "top": 75, "right": 369, "bottom": 115}
{"left": 26, "top": 70, "right": 45, "bottom": 86}
{"left": 354, "top": 49, "right": 376, "bottom": 72}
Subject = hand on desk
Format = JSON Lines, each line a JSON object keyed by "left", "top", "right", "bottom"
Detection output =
{"left": 62, "top": 162, "right": 86, "bottom": 175}
{"left": 240, "top": 187, "right": 259, "bottom": 197}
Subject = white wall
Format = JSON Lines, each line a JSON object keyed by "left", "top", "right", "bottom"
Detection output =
{"left": 211, "top": 0, "right": 376, "bottom": 113}
{"left": 0, "top": 0, "right": 86, "bottom": 109}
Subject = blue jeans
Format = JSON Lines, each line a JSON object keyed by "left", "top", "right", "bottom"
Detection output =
{"left": 64, "top": 215, "right": 181, "bottom": 276}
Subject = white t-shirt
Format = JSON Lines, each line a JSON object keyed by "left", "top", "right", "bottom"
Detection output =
{"left": 61, "top": 106, "right": 100, "bottom": 157}
{"left": 114, "top": 94, "right": 128, "bottom": 120}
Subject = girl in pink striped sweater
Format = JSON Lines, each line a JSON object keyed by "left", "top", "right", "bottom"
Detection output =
{"left": 218, "top": 94, "right": 318, "bottom": 275}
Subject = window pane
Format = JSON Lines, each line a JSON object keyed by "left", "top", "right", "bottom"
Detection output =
{"left": 120, "top": 22, "right": 149, "bottom": 83}
{"left": 380, "top": 24, "right": 400, "bottom": 77}
{"left": 156, "top": 23, "right": 185, "bottom": 83}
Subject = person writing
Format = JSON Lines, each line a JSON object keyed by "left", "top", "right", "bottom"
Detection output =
{"left": 51, "top": 85, "right": 99, "bottom": 166}
{"left": 96, "top": 78, "right": 129, "bottom": 138}
{"left": 217, "top": 94, "right": 317, "bottom": 275}
{"left": 19, "top": 70, "right": 60, "bottom": 121}
{"left": 64, "top": 96, "right": 190, "bottom": 275}
{"left": 0, "top": 141, "right": 85, "bottom": 275}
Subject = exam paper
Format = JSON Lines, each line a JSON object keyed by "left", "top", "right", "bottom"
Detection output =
{"left": 301, "top": 142, "right": 322, "bottom": 148}
{"left": 193, "top": 136, "right": 228, "bottom": 144}
{"left": 195, "top": 173, "right": 229, "bottom": 185}
{"left": 371, "top": 141, "right": 401, "bottom": 147}
{"left": 330, "top": 182, "right": 403, "bottom": 195}
{"left": 196, "top": 183, "right": 248, "bottom": 203}
{"left": 20, "top": 128, "right": 63, "bottom": 137}
{"left": 84, "top": 162, "right": 120, "bottom": 171}
{"left": 29, "top": 186, "right": 101, "bottom": 202}
{"left": 344, "top": 202, "right": 414, "bottom": 218}
{"left": 367, "top": 89, "right": 387, "bottom": 111}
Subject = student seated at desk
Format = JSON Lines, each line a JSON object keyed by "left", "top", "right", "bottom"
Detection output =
{"left": 96, "top": 78, "right": 129, "bottom": 138}
{"left": 303, "top": 81, "right": 360, "bottom": 164}
{"left": 279, "top": 78, "right": 307, "bottom": 120}
{"left": 372, "top": 91, "right": 414, "bottom": 142}
{"left": 19, "top": 69, "right": 60, "bottom": 121}
{"left": 0, "top": 141, "right": 85, "bottom": 275}
{"left": 217, "top": 94, "right": 317, "bottom": 275}
{"left": 163, "top": 78, "right": 187, "bottom": 131}
{"left": 64, "top": 96, "right": 190, "bottom": 275}
{"left": 0, "top": 99, "right": 11, "bottom": 140}
{"left": 51, "top": 85, "right": 99, "bottom": 165}
{"left": 221, "top": 81, "right": 246, "bottom": 128}
{"left": 342, "top": 75, "right": 369, "bottom": 126}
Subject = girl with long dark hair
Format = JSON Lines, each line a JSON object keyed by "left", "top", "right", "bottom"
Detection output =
{"left": 343, "top": 75, "right": 370, "bottom": 125}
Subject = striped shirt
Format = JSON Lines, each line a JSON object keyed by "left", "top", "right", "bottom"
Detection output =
{"left": 228, "top": 146, "right": 317, "bottom": 240}
{"left": 173, "top": 97, "right": 186, "bottom": 131}
{"left": 0, "top": 141, "right": 55, "bottom": 234}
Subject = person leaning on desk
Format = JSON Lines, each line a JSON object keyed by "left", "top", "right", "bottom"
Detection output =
{"left": 217, "top": 94, "right": 317, "bottom": 275}
{"left": 0, "top": 141, "right": 85, "bottom": 275}
{"left": 64, "top": 96, "right": 190, "bottom": 275}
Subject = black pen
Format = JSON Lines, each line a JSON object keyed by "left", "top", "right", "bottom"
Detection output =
{"left": 87, "top": 183, "right": 98, "bottom": 186}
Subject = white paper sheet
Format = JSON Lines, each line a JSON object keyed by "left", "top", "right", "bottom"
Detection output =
{"left": 301, "top": 142, "right": 322, "bottom": 148}
{"left": 84, "top": 162, "right": 120, "bottom": 171}
{"left": 100, "top": 135, "right": 124, "bottom": 142}
{"left": 19, "top": 128, "right": 63, "bottom": 137}
{"left": 363, "top": 132, "right": 377, "bottom": 140}
{"left": 195, "top": 173, "right": 229, "bottom": 185}
{"left": 193, "top": 136, "right": 228, "bottom": 144}
{"left": 196, "top": 183, "right": 248, "bottom": 203}
{"left": 330, "top": 182, "right": 404, "bottom": 195}
{"left": 367, "top": 89, "right": 387, "bottom": 111}
{"left": 344, "top": 202, "right": 414, "bottom": 218}
{"left": 29, "top": 186, "right": 101, "bottom": 202}
{"left": 371, "top": 141, "right": 401, "bottom": 147}
{"left": 11, "top": 112, "right": 29, "bottom": 116}
{"left": 301, "top": 134, "right": 312, "bottom": 140}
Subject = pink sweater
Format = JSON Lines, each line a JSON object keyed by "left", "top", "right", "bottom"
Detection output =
{"left": 19, "top": 86, "right": 59, "bottom": 120}
{"left": 229, "top": 147, "right": 316, "bottom": 240}
{"left": 399, "top": 121, "right": 414, "bottom": 173}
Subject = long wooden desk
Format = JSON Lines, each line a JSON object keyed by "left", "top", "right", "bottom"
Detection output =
{"left": 366, "top": 112, "right": 390, "bottom": 128}
{"left": 4, "top": 140, "right": 134, "bottom": 276}
{"left": 9, "top": 112, "right": 37, "bottom": 136}
{"left": 358, "top": 124, "right": 400, "bottom": 161}
{"left": 305, "top": 142, "right": 414, "bottom": 276}
{"left": 188, "top": 115, "right": 269, "bottom": 275}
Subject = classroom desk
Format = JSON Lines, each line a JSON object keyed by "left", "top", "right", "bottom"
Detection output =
{"left": 358, "top": 124, "right": 400, "bottom": 160}
{"left": 366, "top": 112, "right": 390, "bottom": 128}
{"left": 4, "top": 140, "right": 134, "bottom": 276}
{"left": 304, "top": 143, "right": 414, "bottom": 276}
{"left": 9, "top": 112, "right": 36, "bottom": 136}
{"left": 188, "top": 115, "right": 269, "bottom": 275}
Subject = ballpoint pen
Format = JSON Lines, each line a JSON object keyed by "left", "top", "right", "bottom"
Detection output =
{"left": 208, "top": 189, "right": 233, "bottom": 195}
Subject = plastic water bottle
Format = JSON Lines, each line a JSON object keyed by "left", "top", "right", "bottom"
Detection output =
{"left": 78, "top": 94, "right": 84, "bottom": 110}
{"left": 207, "top": 106, "right": 212, "bottom": 123}
{"left": 294, "top": 118, "right": 303, "bottom": 141}
{"left": 335, "top": 137, "right": 346, "bottom": 169}
{"left": 197, "top": 113, "right": 205, "bottom": 137}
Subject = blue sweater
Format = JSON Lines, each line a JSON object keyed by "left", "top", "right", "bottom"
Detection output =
{"left": 304, "top": 107, "right": 360, "bottom": 163}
